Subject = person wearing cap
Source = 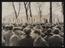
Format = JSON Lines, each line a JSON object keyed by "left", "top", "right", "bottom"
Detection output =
{"left": 17, "top": 28, "right": 34, "bottom": 46}
{"left": 9, "top": 27, "right": 24, "bottom": 46}
{"left": 2, "top": 26, "right": 6, "bottom": 46}
{"left": 59, "top": 26, "right": 64, "bottom": 38}
{"left": 2, "top": 34, "right": 5, "bottom": 46}
{"left": 47, "top": 28, "right": 63, "bottom": 48}
{"left": 33, "top": 25, "right": 42, "bottom": 29}
{"left": 42, "top": 25, "right": 46, "bottom": 32}
{"left": 44, "top": 28, "right": 53, "bottom": 41}
{"left": 3, "top": 25, "right": 13, "bottom": 46}
{"left": 31, "top": 29, "right": 48, "bottom": 47}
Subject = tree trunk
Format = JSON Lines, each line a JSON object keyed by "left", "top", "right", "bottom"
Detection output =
{"left": 18, "top": 2, "right": 21, "bottom": 16}
{"left": 49, "top": 2, "right": 52, "bottom": 24}
{"left": 24, "top": 2, "right": 28, "bottom": 23}
{"left": 12, "top": 2, "right": 18, "bottom": 19}
{"left": 29, "top": 2, "right": 33, "bottom": 24}
{"left": 39, "top": 6, "right": 42, "bottom": 23}
{"left": 12, "top": 2, "right": 21, "bottom": 25}
{"left": 62, "top": 2, "right": 64, "bottom": 21}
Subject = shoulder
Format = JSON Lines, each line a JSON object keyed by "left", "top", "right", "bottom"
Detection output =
{"left": 44, "top": 35, "right": 47, "bottom": 39}
{"left": 36, "top": 37, "right": 46, "bottom": 43}
{"left": 48, "top": 36, "right": 55, "bottom": 40}
{"left": 41, "top": 37, "right": 46, "bottom": 42}
{"left": 10, "top": 34, "right": 19, "bottom": 41}
{"left": 41, "top": 37, "right": 48, "bottom": 44}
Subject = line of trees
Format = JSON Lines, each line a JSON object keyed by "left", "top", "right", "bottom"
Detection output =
{"left": 11, "top": 2, "right": 64, "bottom": 24}
{"left": 12, "top": 2, "right": 21, "bottom": 25}
{"left": 24, "top": 2, "right": 33, "bottom": 24}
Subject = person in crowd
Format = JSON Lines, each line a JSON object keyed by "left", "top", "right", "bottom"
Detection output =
{"left": 44, "top": 28, "right": 53, "bottom": 41}
{"left": 33, "top": 25, "right": 43, "bottom": 30}
{"left": 31, "top": 29, "right": 48, "bottom": 47}
{"left": 2, "top": 34, "right": 5, "bottom": 46}
{"left": 42, "top": 25, "right": 46, "bottom": 32}
{"left": 9, "top": 27, "right": 24, "bottom": 46}
{"left": 61, "top": 26, "right": 64, "bottom": 32}
{"left": 18, "top": 27, "right": 34, "bottom": 46}
{"left": 3, "top": 25, "right": 13, "bottom": 46}
{"left": 48, "top": 28, "right": 63, "bottom": 48}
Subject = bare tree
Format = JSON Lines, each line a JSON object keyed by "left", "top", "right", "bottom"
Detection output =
{"left": 49, "top": 2, "right": 52, "bottom": 24}
{"left": 12, "top": 2, "right": 21, "bottom": 25}
{"left": 28, "top": 2, "right": 33, "bottom": 24}
{"left": 24, "top": 2, "right": 33, "bottom": 24}
{"left": 29, "top": 2, "right": 32, "bottom": 17}
{"left": 18, "top": 2, "right": 21, "bottom": 17}
{"left": 37, "top": 2, "right": 42, "bottom": 23}
{"left": 39, "top": 5, "right": 42, "bottom": 22}
{"left": 62, "top": 2, "right": 64, "bottom": 22}
{"left": 57, "top": 17, "right": 60, "bottom": 24}
{"left": 55, "top": 2, "right": 64, "bottom": 24}
{"left": 12, "top": 2, "right": 18, "bottom": 19}
{"left": 12, "top": 2, "right": 21, "bottom": 18}
{"left": 24, "top": 2, "right": 29, "bottom": 23}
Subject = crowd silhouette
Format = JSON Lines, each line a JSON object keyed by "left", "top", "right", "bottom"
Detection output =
{"left": 2, "top": 23, "right": 64, "bottom": 48}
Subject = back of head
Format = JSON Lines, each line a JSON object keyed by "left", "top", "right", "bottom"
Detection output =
{"left": 56, "top": 25, "right": 61, "bottom": 30}
{"left": 53, "top": 28, "right": 60, "bottom": 34}
{"left": 34, "top": 29, "right": 41, "bottom": 35}
{"left": 23, "top": 27, "right": 31, "bottom": 35}
{"left": 13, "top": 27, "right": 22, "bottom": 35}
{"left": 47, "top": 28, "right": 52, "bottom": 33}
{"left": 5, "top": 25, "right": 13, "bottom": 30}
{"left": 45, "top": 28, "right": 52, "bottom": 35}
{"left": 26, "top": 25, "right": 33, "bottom": 29}
{"left": 13, "top": 27, "right": 21, "bottom": 31}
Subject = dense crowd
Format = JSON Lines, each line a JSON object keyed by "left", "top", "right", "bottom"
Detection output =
{"left": 2, "top": 23, "right": 64, "bottom": 48}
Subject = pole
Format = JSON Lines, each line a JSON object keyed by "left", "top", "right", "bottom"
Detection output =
{"left": 50, "top": 2, "right": 52, "bottom": 24}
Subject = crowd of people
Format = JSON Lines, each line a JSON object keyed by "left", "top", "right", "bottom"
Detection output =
{"left": 2, "top": 23, "right": 64, "bottom": 48}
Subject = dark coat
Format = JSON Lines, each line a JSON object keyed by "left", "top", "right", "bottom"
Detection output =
{"left": 18, "top": 35, "right": 34, "bottom": 46}
{"left": 48, "top": 34, "right": 63, "bottom": 48}
{"left": 9, "top": 34, "right": 21, "bottom": 46}
{"left": 33, "top": 37, "right": 48, "bottom": 47}
{"left": 3, "top": 31, "right": 13, "bottom": 46}
{"left": 44, "top": 34, "right": 52, "bottom": 41}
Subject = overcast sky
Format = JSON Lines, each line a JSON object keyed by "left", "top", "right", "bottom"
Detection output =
{"left": 2, "top": 2, "right": 63, "bottom": 24}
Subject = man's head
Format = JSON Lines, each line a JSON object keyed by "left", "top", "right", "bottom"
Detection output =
{"left": 56, "top": 25, "right": 61, "bottom": 30}
{"left": 53, "top": 28, "right": 60, "bottom": 34}
{"left": 5, "top": 25, "right": 13, "bottom": 31}
{"left": 23, "top": 27, "right": 31, "bottom": 35}
{"left": 45, "top": 28, "right": 52, "bottom": 35}
{"left": 13, "top": 27, "right": 23, "bottom": 35}
{"left": 26, "top": 25, "right": 33, "bottom": 29}
{"left": 31, "top": 29, "right": 41, "bottom": 39}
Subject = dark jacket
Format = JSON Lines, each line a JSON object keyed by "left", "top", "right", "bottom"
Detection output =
{"left": 48, "top": 34, "right": 63, "bottom": 48}
{"left": 3, "top": 31, "right": 13, "bottom": 46}
{"left": 18, "top": 35, "right": 34, "bottom": 46}
{"left": 33, "top": 37, "right": 48, "bottom": 47}
{"left": 44, "top": 34, "right": 52, "bottom": 41}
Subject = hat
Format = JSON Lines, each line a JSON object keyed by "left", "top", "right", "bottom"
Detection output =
{"left": 47, "top": 28, "right": 52, "bottom": 33}
{"left": 5, "top": 25, "right": 13, "bottom": 30}
{"left": 53, "top": 28, "right": 60, "bottom": 34}
{"left": 23, "top": 28, "right": 31, "bottom": 35}
{"left": 13, "top": 27, "right": 22, "bottom": 31}
{"left": 45, "top": 28, "right": 52, "bottom": 35}
{"left": 33, "top": 29, "right": 41, "bottom": 35}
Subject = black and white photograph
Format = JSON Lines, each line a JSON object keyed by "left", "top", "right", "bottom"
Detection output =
{"left": 2, "top": 2, "right": 64, "bottom": 48}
